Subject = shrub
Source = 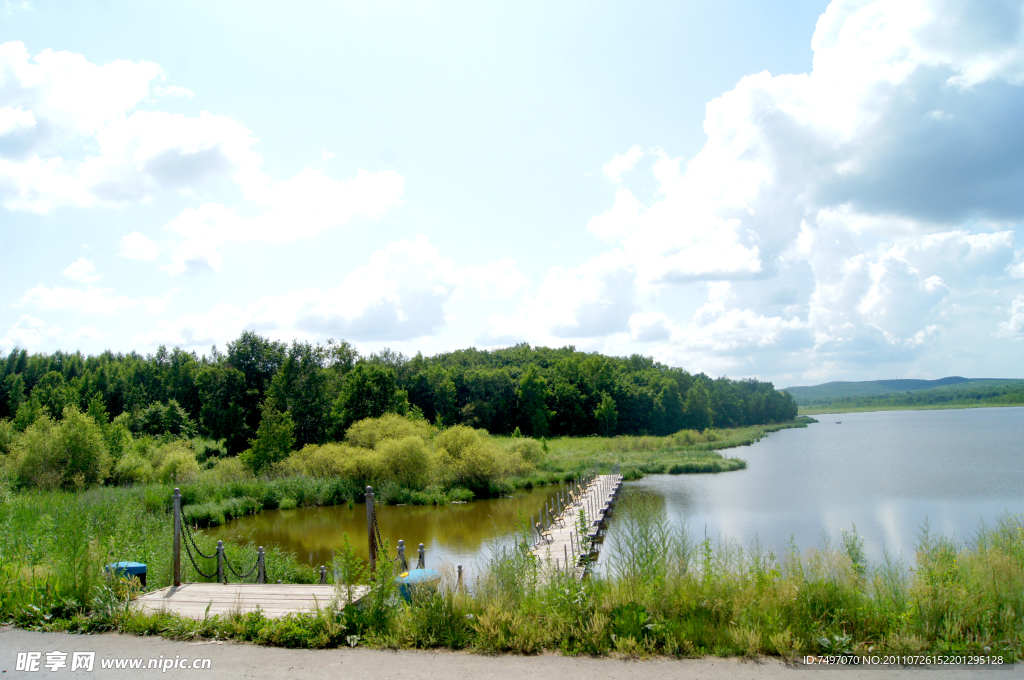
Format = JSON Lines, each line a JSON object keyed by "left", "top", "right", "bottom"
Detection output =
{"left": 374, "top": 436, "right": 433, "bottom": 490}
{"left": 158, "top": 447, "right": 200, "bottom": 484}
{"left": 284, "top": 443, "right": 362, "bottom": 478}
{"left": 434, "top": 426, "right": 502, "bottom": 492}
{"left": 13, "top": 408, "right": 110, "bottom": 489}
{"left": 0, "top": 419, "right": 15, "bottom": 456}
{"left": 112, "top": 453, "right": 154, "bottom": 485}
{"left": 205, "top": 456, "right": 250, "bottom": 483}
{"left": 345, "top": 413, "right": 432, "bottom": 449}
{"left": 504, "top": 437, "right": 543, "bottom": 465}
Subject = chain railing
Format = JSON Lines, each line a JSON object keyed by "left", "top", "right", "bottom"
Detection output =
{"left": 173, "top": 485, "right": 421, "bottom": 588}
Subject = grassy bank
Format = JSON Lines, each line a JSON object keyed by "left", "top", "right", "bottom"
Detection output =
{"left": 540, "top": 419, "right": 812, "bottom": 480}
{"left": 1, "top": 490, "right": 1020, "bottom": 661}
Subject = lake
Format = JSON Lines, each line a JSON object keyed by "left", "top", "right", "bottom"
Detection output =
{"left": 215, "top": 406, "right": 1024, "bottom": 570}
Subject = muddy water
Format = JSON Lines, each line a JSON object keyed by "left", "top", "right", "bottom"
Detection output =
{"left": 214, "top": 484, "right": 564, "bottom": 572}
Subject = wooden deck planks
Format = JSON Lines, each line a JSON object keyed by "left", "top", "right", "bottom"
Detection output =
{"left": 134, "top": 583, "right": 369, "bottom": 619}
{"left": 529, "top": 473, "right": 623, "bottom": 578}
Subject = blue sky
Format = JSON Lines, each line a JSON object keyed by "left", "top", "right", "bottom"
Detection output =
{"left": 2, "top": 0, "right": 1023, "bottom": 386}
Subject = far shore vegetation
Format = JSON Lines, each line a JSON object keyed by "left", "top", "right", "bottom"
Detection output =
{"left": 797, "top": 380, "right": 1024, "bottom": 415}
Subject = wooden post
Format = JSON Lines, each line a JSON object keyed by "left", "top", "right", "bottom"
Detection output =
{"left": 564, "top": 544, "right": 569, "bottom": 568}
{"left": 457, "top": 564, "right": 463, "bottom": 590}
{"left": 257, "top": 546, "right": 265, "bottom": 584}
{"left": 319, "top": 565, "right": 327, "bottom": 584}
{"left": 418, "top": 543, "right": 425, "bottom": 570}
{"left": 397, "top": 539, "right": 406, "bottom": 571}
{"left": 530, "top": 514, "right": 535, "bottom": 542}
{"left": 216, "top": 540, "right": 224, "bottom": 584}
{"left": 172, "top": 488, "right": 182, "bottom": 587}
{"left": 365, "top": 486, "right": 376, "bottom": 573}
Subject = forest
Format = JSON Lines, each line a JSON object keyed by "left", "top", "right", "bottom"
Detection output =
{"left": 0, "top": 332, "right": 797, "bottom": 455}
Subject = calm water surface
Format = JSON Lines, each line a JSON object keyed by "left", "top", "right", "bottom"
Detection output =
{"left": 216, "top": 407, "right": 1024, "bottom": 569}
{"left": 608, "top": 406, "right": 1024, "bottom": 562}
{"left": 215, "top": 484, "right": 561, "bottom": 573}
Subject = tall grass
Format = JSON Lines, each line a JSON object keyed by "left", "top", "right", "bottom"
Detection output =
{"left": 6, "top": 452, "right": 1018, "bottom": 661}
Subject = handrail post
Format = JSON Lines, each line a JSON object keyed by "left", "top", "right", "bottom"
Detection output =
{"left": 319, "top": 565, "right": 327, "bottom": 584}
{"left": 365, "top": 486, "right": 376, "bottom": 574}
{"left": 216, "top": 540, "right": 224, "bottom": 584}
{"left": 417, "top": 543, "right": 425, "bottom": 570}
{"left": 397, "top": 540, "right": 406, "bottom": 571}
{"left": 257, "top": 546, "right": 265, "bottom": 584}
{"left": 457, "top": 564, "right": 463, "bottom": 590}
{"left": 172, "top": 488, "right": 182, "bottom": 587}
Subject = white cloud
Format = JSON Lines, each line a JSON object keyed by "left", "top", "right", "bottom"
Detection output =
{"left": 558, "top": 0, "right": 1024, "bottom": 379}
{"left": 62, "top": 257, "right": 99, "bottom": 282}
{"left": 602, "top": 145, "right": 643, "bottom": 182}
{"left": 134, "top": 237, "right": 526, "bottom": 348}
{"left": 998, "top": 295, "right": 1024, "bottom": 337}
{"left": 160, "top": 168, "right": 405, "bottom": 274}
{"left": 0, "top": 314, "right": 60, "bottom": 351}
{"left": 119, "top": 231, "right": 160, "bottom": 260}
{"left": 153, "top": 85, "right": 194, "bottom": 99}
{"left": 19, "top": 285, "right": 137, "bottom": 315}
{"left": 487, "top": 251, "right": 636, "bottom": 342}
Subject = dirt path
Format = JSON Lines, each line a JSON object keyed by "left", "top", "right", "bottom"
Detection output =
{"left": 1, "top": 628, "right": 1018, "bottom": 679}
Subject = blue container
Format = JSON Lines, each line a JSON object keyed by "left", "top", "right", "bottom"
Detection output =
{"left": 106, "top": 561, "right": 147, "bottom": 588}
{"left": 394, "top": 568, "right": 440, "bottom": 602}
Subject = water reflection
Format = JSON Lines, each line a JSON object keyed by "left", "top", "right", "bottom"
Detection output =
{"left": 604, "top": 407, "right": 1024, "bottom": 562}
{"left": 214, "top": 407, "right": 1024, "bottom": 571}
{"left": 213, "top": 484, "right": 563, "bottom": 570}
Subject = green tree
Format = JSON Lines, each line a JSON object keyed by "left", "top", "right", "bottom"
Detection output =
{"left": 240, "top": 403, "right": 296, "bottom": 475}
{"left": 331, "top": 363, "right": 406, "bottom": 434}
{"left": 34, "top": 371, "right": 69, "bottom": 419}
{"left": 197, "top": 364, "right": 249, "bottom": 453}
{"left": 684, "top": 378, "right": 713, "bottom": 432}
{"left": 516, "top": 365, "right": 551, "bottom": 436}
{"left": 593, "top": 392, "right": 618, "bottom": 437}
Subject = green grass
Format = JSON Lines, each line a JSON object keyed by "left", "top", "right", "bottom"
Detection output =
{"left": 2, "top": 487, "right": 1020, "bottom": 661}
{"left": 534, "top": 420, "right": 813, "bottom": 480}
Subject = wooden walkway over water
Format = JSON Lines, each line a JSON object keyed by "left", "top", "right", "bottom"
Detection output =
{"left": 134, "top": 583, "right": 369, "bottom": 620}
{"left": 529, "top": 472, "right": 623, "bottom": 576}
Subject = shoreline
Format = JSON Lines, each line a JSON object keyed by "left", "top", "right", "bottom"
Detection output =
{"left": 798, "top": 402, "right": 1024, "bottom": 416}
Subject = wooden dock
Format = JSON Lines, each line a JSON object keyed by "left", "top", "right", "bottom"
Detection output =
{"left": 529, "top": 472, "right": 623, "bottom": 576}
{"left": 134, "top": 583, "right": 368, "bottom": 620}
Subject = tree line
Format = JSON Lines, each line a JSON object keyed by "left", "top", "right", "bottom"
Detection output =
{"left": 0, "top": 333, "right": 797, "bottom": 453}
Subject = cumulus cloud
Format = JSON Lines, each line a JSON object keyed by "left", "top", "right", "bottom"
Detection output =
{"left": 486, "top": 252, "right": 636, "bottom": 342}
{"left": 119, "top": 231, "right": 160, "bottom": 260}
{"left": 161, "top": 168, "right": 404, "bottom": 274}
{"left": 62, "top": 257, "right": 99, "bottom": 283}
{"left": 0, "top": 41, "right": 403, "bottom": 266}
{"left": 998, "top": 295, "right": 1024, "bottom": 337}
{"left": 134, "top": 237, "right": 527, "bottom": 349}
{"left": 531, "top": 0, "right": 1024, "bottom": 379}
{"left": 0, "top": 315, "right": 60, "bottom": 351}
{"left": 602, "top": 145, "right": 643, "bottom": 182}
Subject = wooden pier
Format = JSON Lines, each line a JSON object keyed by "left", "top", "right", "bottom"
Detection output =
{"left": 134, "top": 583, "right": 368, "bottom": 620}
{"left": 529, "top": 472, "right": 623, "bottom": 576}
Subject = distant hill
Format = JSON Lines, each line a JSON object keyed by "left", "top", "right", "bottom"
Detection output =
{"left": 782, "top": 377, "right": 972, "bottom": 404}
{"left": 780, "top": 377, "right": 1024, "bottom": 412}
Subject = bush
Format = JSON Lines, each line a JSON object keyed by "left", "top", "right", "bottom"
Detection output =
{"left": 112, "top": 453, "right": 154, "bottom": 485}
{"left": 374, "top": 436, "right": 433, "bottom": 490}
{"left": 0, "top": 419, "right": 15, "bottom": 456}
{"left": 504, "top": 437, "right": 543, "bottom": 465}
{"left": 204, "top": 457, "right": 250, "bottom": 483}
{"left": 434, "top": 426, "right": 502, "bottom": 492}
{"left": 284, "top": 443, "right": 363, "bottom": 478}
{"left": 158, "top": 447, "right": 200, "bottom": 484}
{"left": 240, "top": 405, "right": 295, "bottom": 475}
{"left": 345, "top": 413, "right": 432, "bottom": 449}
{"left": 12, "top": 408, "right": 110, "bottom": 489}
